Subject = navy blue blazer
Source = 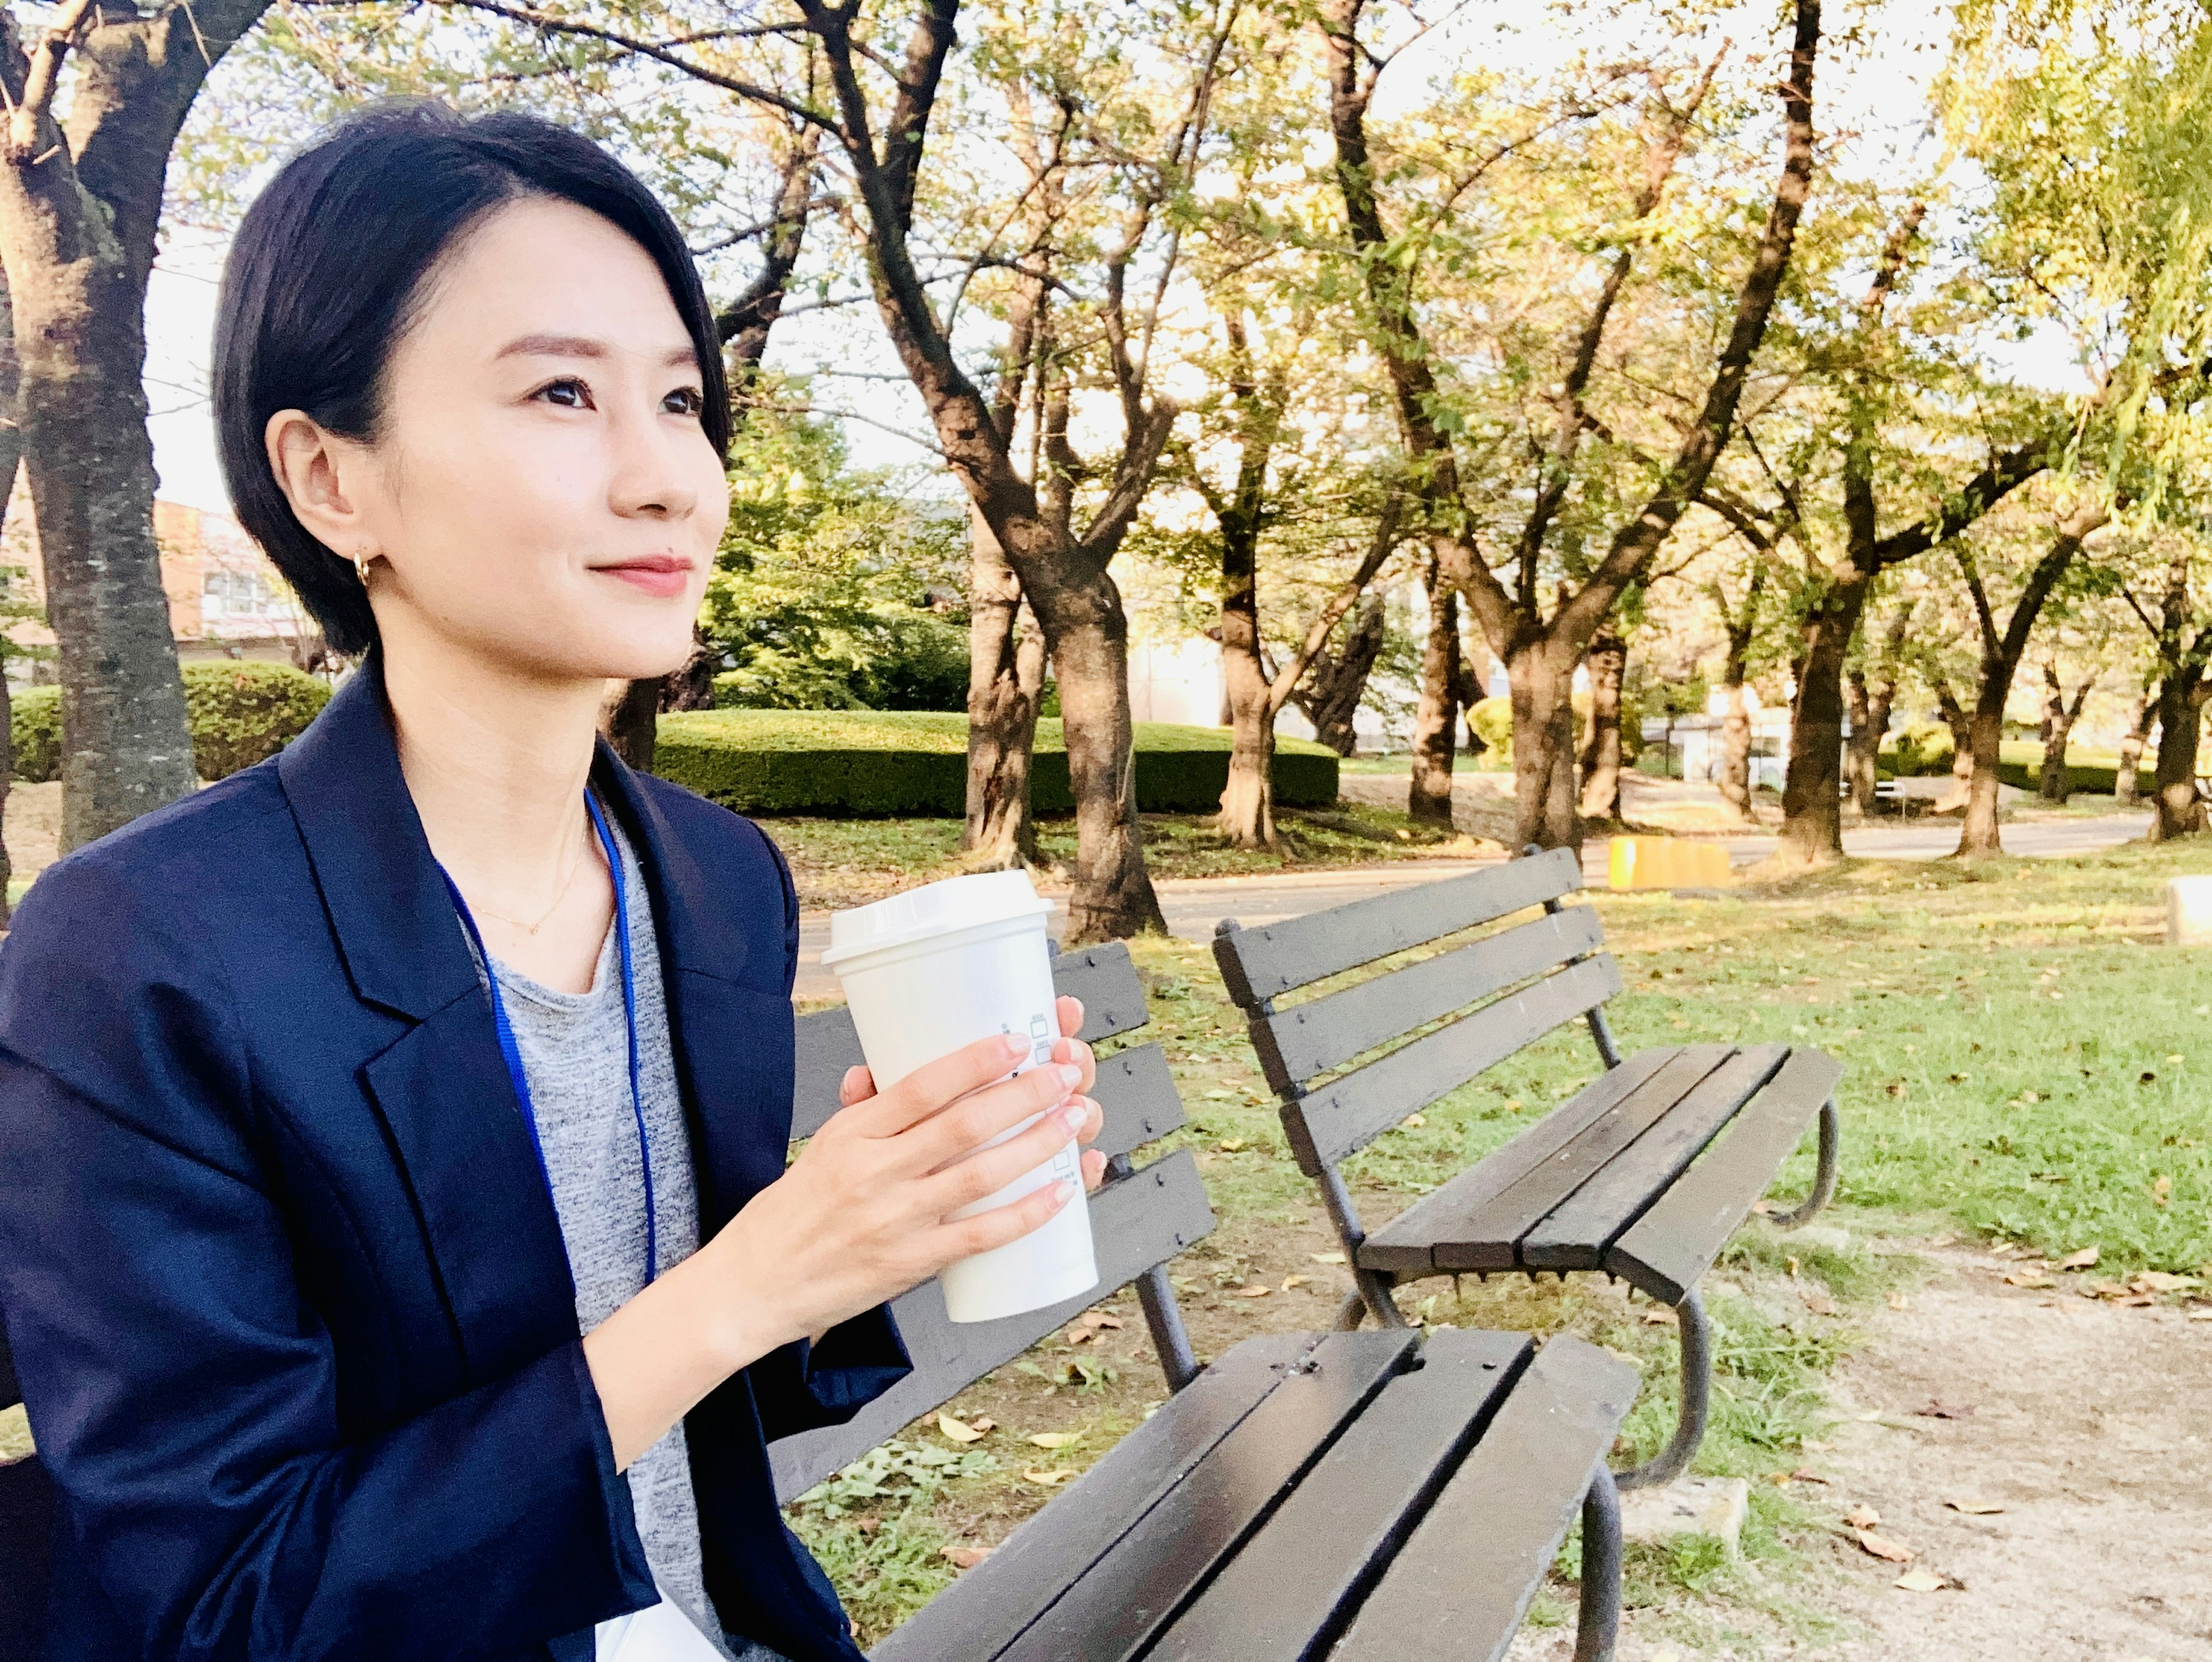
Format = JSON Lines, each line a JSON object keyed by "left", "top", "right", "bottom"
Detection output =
{"left": 0, "top": 666, "right": 910, "bottom": 1661}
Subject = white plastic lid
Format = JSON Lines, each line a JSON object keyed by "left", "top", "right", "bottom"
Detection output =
{"left": 819, "top": 869, "right": 1054, "bottom": 968}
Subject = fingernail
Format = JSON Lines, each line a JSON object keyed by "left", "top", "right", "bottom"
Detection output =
{"left": 1050, "top": 1180, "right": 1075, "bottom": 1206}
{"left": 1058, "top": 1101, "right": 1087, "bottom": 1133}
{"left": 1003, "top": 1033, "right": 1029, "bottom": 1059}
{"left": 1056, "top": 1062, "right": 1083, "bottom": 1089}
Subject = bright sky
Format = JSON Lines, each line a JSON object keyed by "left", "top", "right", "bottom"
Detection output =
{"left": 142, "top": 0, "right": 1964, "bottom": 514}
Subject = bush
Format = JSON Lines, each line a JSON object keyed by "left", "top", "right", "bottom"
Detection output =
{"left": 1882, "top": 721, "right": 1955, "bottom": 778}
{"left": 1993, "top": 740, "right": 2149, "bottom": 797}
{"left": 654, "top": 710, "right": 1340, "bottom": 816}
{"left": 1467, "top": 697, "right": 1513, "bottom": 757}
{"left": 184, "top": 663, "right": 330, "bottom": 779}
{"left": 711, "top": 610, "right": 969, "bottom": 714}
{"left": 9, "top": 684, "right": 58, "bottom": 782}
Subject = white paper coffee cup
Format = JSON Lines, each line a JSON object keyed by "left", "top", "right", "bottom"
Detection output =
{"left": 819, "top": 870, "right": 1098, "bottom": 1324}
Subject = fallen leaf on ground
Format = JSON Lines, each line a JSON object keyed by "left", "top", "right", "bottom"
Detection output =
{"left": 1751, "top": 1199, "right": 1776, "bottom": 1214}
{"left": 2153, "top": 1175, "right": 2173, "bottom": 1207}
{"left": 940, "top": 1544, "right": 992, "bottom": 1569}
{"left": 1915, "top": 1400, "right": 1974, "bottom": 1419}
{"left": 1855, "top": 1529, "right": 1916, "bottom": 1563}
{"left": 1066, "top": 1328, "right": 1096, "bottom": 1345}
{"left": 1894, "top": 1569, "right": 1948, "bottom": 1592}
{"left": 1308, "top": 1251, "right": 1347, "bottom": 1265}
{"left": 1843, "top": 1506, "right": 1881, "bottom": 1530}
{"left": 1281, "top": 1274, "right": 1310, "bottom": 1291}
{"left": 936, "top": 1413, "right": 985, "bottom": 1444}
{"left": 1403, "top": 1114, "right": 1426, "bottom": 1128}
{"left": 1800, "top": 1288, "right": 1838, "bottom": 1316}
{"left": 2189, "top": 1309, "right": 2212, "bottom": 1322}
{"left": 1642, "top": 1309, "right": 1673, "bottom": 1324}
{"left": 1214, "top": 1138, "right": 1248, "bottom": 1153}
{"left": 1021, "top": 1470, "right": 1071, "bottom": 1487}
{"left": 1945, "top": 1498, "right": 2005, "bottom": 1515}
{"left": 1094, "top": 1315, "right": 1123, "bottom": 1329}
{"left": 2134, "top": 1271, "right": 2201, "bottom": 1293}
{"left": 855, "top": 1516, "right": 881, "bottom": 1535}
{"left": 1990, "top": 1242, "right": 2020, "bottom": 1257}
{"left": 1233, "top": 1284, "right": 1271, "bottom": 1298}
{"left": 2002, "top": 1271, "right": 2055, "bottom": 1289}
{"left": 1026, "top": 1432, "right": 1079, "bottom": 1449}
{"left": 966, "top": 1417, "right": 995, "bottom": 1434}
{"left": 1887, "top": 1290, "right": 1914, "bottom": 1311}
{"left": 1851, "top": 1410, "right": 1885, "bottom": 1423}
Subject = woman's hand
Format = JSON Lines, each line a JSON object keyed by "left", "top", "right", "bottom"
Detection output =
{"left": 582, "top": 996, "right": 1104, "bottom": 1469}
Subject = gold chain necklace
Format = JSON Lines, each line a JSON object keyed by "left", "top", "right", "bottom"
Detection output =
{"left": 467, "top": 818, "right": 596, "bottom": 936}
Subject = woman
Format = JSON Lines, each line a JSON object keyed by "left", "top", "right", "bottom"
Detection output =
{"left": 0, "top": 104, "right": 1104, "bottom": 1661}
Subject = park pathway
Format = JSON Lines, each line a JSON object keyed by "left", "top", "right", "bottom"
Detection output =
{"left": 791, "top": 812, "right": 2150, "bottom": 997}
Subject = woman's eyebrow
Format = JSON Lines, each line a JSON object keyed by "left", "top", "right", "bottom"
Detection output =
{"left": 493, "top": 334, "right": 699, "bottom": 369}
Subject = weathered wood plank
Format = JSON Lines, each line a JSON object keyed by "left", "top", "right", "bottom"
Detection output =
{"left": 1355, "top": 1048, "right": 1680, "bottom": 1278}
{"left": 1248, "top": 907, "right": 1605, "bottom": 1093}
{"left": 1327, "top": 1335, "right": 1639, "bottom": 1662}
{"left": 1520, "top": 1044, "right": 1787, "bottom": 1272}
{"left": 1088, "top": 1042, "right": 1186, "bottom": 1159}
{"left": 1213, "top": 849, "right": 1583, "bottom": 1006}
{"left": 1607, "top": 1047, "right": 1844, "bottom": 1304}
{"left": 1286, "top": 956, "right": 1626, "bottom": 1177}
{"left": 770, "top": 1151, "right": 1214, "bottom": 1502}
{"left": 1145, "top": 1329, "right": 1535, "bottom": 1662}
{"left": 989, "top": 1331, "right": 1421, "bottom": 1662}
{"left": 1425, "top": 1046, "right": 1733, "bottom": 1273}
{"left": 869, "top": 1332, "right": 1319, "bottom": 1662}
{"left": 792, "top": 945, "right": 1154, "bottom": 1139}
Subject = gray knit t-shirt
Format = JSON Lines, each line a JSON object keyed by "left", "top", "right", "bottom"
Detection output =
{"left": 479, "top": 817, "right": 785, "bottom": 1662}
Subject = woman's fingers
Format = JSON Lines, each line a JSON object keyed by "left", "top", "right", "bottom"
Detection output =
{"left": 908, "top": 1063, "right": 1084, "bottom": 1173}
{"left": 1049, "top": 1031, "right": 1097, "bottom": 1096}
{"left": 1081, "top": 1149, "right": 1107, "bottom": 1191}
{"left": 933, "top": 1176, "right": 1077, "bottom": 1262}
{"left": 1074, "top": 1095, "right": 1105, "bottom": 1149}
{"left": 1054, "top": 995, "right": 1084, "bottom": 1043}
{"left": 924, "top": 1097, "right": 1087, "bottom": 1214}
{"left": 853, "top": 1031, "right": 1030, "bottom": 1135}
{"left": 838, "top": 1064, "right": 875, "bottom": 1110}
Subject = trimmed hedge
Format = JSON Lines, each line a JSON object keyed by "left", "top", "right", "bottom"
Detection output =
{"left": 654, "top": 710, "right": 1340, "bottom": 816}
{"left": 8, "top": 685, "right": 58, "bottom": 783}
{"left": 8, "top": 663, "right": 330, "bottom": 784}
{"left": 1993, "top": 739, "right": 2149, "bottom": 798}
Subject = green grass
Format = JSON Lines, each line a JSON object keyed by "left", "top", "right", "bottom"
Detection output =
{"left": 760, "top": 799, "right": 1486, "bottom": 911}
{"left": 787, "top": 833, "right": 2212, "bottom": 1646}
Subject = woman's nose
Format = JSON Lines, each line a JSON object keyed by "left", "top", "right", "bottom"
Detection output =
{"left": 607, "top": 406, "right": 699, "bottom": 521}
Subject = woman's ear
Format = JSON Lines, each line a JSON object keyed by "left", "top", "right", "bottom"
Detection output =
{"left": 265, "top": 409, "right": 374, "bottom": 561}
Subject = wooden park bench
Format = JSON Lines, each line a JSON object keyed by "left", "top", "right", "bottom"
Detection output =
{"left": 779, "top": 941, "right": 1639, "bottom": 1661}
{"left": 1213, "top": 848, "right": 1844, "bottom": 1491}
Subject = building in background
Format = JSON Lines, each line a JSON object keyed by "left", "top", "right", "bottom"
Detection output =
{"left": 2, "top": 491, "right": 315, "bottom": 680}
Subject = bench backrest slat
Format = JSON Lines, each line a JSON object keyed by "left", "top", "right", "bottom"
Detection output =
{"left": 1211, "top": 847, "right": 1582, "bottom": 1006}
{"left": 769, "top": 1149, "right": 1214, "bottom": 1502}
{"left": 1283, "top": 955, "right": 1623, "bottom": 1175}
{"left": 1248, "top": 907, "right": 1603, "bottom": 1094}
{"left": 791, "top": 942, "right": 1160, "bottom": 1140}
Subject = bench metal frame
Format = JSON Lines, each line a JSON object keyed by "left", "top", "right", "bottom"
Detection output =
{"left": 1213, "top": 849, "right": 1842, "bottom": 1493}
{"left": 779, "top": 940, "right": 1633, "bottom": 1660}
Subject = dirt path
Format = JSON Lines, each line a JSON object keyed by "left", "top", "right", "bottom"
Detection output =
{"left": 1802, "top": 1241, "right": 2212, "bottom": 1661}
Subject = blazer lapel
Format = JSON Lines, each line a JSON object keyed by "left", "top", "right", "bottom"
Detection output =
{"left": 278, "top": 665, "right": 578, "bottom": 1381}
{"left": 593, "top": 752, "right": 795, "bottom": 1239}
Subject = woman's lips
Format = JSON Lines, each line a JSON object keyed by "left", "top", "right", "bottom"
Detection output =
{"left": 594, "top": 555, "right": 692, "bottom": 599}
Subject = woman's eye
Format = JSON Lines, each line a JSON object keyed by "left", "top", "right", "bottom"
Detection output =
{"left": 536, "top": 377, "right": 593, "bottom": 410}
{"left": 663, "top": 386, "right": 704, "bottom": 418}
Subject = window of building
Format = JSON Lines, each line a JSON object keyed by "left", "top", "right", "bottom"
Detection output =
{"left": 203, "top": 568, "right": 278, "bottom": 619}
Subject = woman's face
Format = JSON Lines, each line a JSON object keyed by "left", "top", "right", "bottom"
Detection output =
{"left": 288, "top": 195, "right": 729, "bottom": 683}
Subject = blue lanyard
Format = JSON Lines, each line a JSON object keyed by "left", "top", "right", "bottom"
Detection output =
{"left": 438, "top": 793, "right": 657, "bottom": 1290}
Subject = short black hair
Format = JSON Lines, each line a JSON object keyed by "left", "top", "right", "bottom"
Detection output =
{"left": 213, "top": 102, "right": 731, "bottom": 656}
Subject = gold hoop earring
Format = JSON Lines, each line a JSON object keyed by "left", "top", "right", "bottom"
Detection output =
{"left": 353, "top": 550, "right": 372, "bottom": 586}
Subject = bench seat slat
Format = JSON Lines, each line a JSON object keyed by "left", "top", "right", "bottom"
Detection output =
{"left": 770, "top": 1150, "right": 1214, "bottom": 1502}
{"left": 1607, "top": 1047, "right": 1844, "bottom": 1304}
{"left": 791, "top": 944, "right": 1154, "bottom": 1139}
{"left": 1145, "top": 1330, "right": 1534, "bottom": 1662}
{"left": 1251, "top": 907, "right": 1604, "bottom": 1092}
{"left": 1289, "top": 956, "right": 1624, "bottom": 1176}
{"left": 1326, "top": 1335, "right": 1639, "bottom": 1662}
{"left": 1520, "top": 1044, "right": 1787, "bottom": 1274}
{"left": 1416, "top": 1046, "right": 1732, "bottom": 1274}
{"left": 1213, "top": 847, "right": 1582, "bottom": 1005}
{"left": 1356, "top": 1048, "right": 1680, "bottom": 1277}
{"left": 1088, "top": 1042, "right": 1187, "bottom": 1157}
{"left": 991, "top": 1330, "right": 1421, "bottom": 1662}
{"left": 868, "top": 1332, "right": 1321, "bottom": 1662}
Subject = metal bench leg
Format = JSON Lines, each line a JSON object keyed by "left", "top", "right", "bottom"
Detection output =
{"left": 1133, "top": 1261, "right": 1203, "bottom": 1393}
{"left": 1613, "top": 1288, "right": 1711, "bottom": 1491}
{"left": 1573, "top": 1469, "right": 1623, "bottom": 1662}
{"left": 1330, "top": 1269, "right": 1407, "bottom": 1331}
{"left": 1766, "top": 1096, "right": 1841, "bottom": 1229}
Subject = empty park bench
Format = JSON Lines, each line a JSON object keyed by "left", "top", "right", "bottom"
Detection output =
{"left": 1213, "top": 848, "right": 1843, "bottom": 1490}
{"left": 779, "top": 940, "right": 1639, "bottom": 1661}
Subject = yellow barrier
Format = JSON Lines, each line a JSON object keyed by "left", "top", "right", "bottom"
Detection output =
{"left": 1607, "top": 836, "right": 1733, "bottom": 891}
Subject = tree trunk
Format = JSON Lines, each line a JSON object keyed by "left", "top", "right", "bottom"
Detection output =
{"left": 963, "top": 506, "right": 1041, "bottom": 868}
{"left": 2147, "top": 669, "right": 2206, "bottom": 842}
{"left": 1578, "top": 626, "right": 1625, "bottom": 822}
{"left": 1408, "top": 559, "right": 1460, "bottom": 826}
{"left": 1720, "top": 680, "right": 1755, "bottom": 823}
{"left": 0, "top": 297, "right": 22, "bottom": 925}
{"left": 661, "top": 630, "right": 721, "bottom": 712}
{"left": 1217, "top": 492, "right": 1275, "bottom": 849}
{"left": 605, "top": 678, "right": 658, "bottom": 771}
{"left": 1031, "top": 569, "right": 1165, "bottom": 940}
{"left": 2115, "top": 693, "right": 2150, "bottom": 805}
{"left": 0, "top": 0, "right": 272, "bottom": 850}
{"left": 1294, "top": 596, "right": 1384, "bottom": 755}
{"left": 1508, "top": 640, "right": 1582, "bottom": 850}
{"left": 2037, "top": 665, "right": 2086, "bottom": 804}
{"left": 1776, "top": 573, "right": 1869, "bottom": 864}
{"left": 1957, "top": 684, "right": 2008, "bottom": 856}
{"left": 1843, "top": 671, "right": 1872, "bottom": 812}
